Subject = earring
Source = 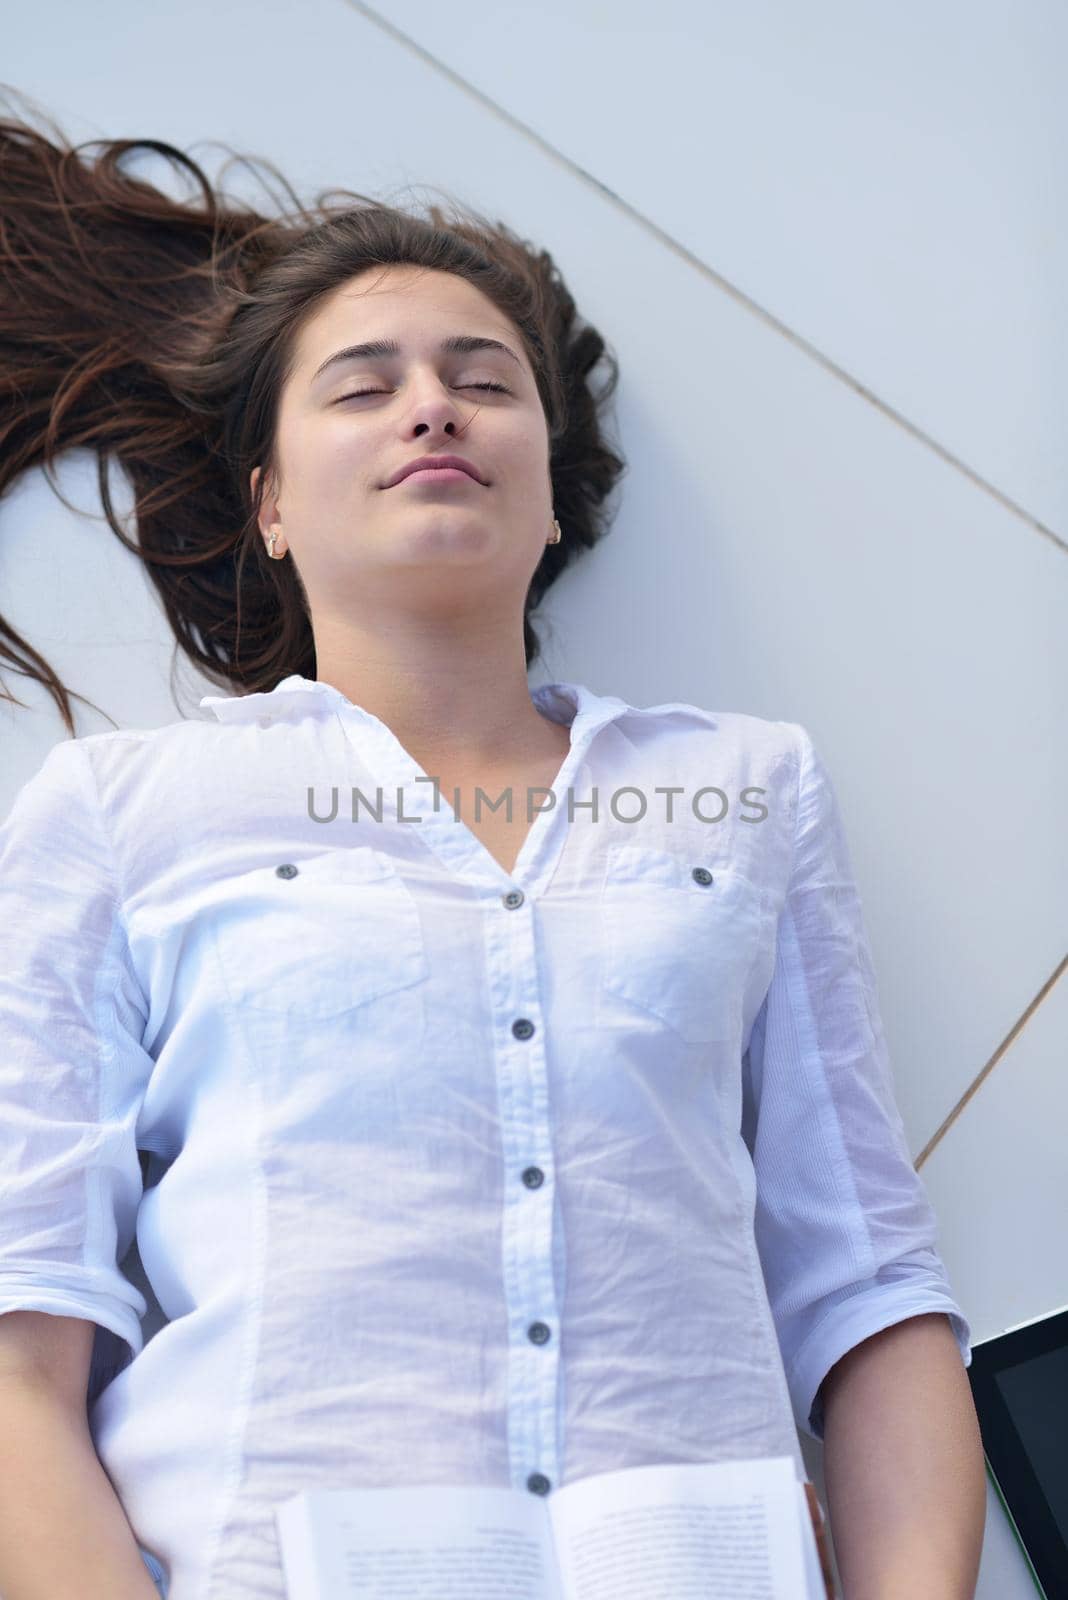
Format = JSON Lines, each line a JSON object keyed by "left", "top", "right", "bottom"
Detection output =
{"left": 267, "top": 530, "right": 285, "bottom": 560}
{"left": 547, "top": 517, "right": 562, "bottom": 544}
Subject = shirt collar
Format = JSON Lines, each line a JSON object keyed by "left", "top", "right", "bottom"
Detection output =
{"left": 198, "top": 674, "right": 636, "bottom": 734}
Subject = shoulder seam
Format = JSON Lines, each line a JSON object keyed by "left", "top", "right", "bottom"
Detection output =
{"left": 70, "top": 739, "right": 136, "bottom": 946}
{"left": 780, "top": 721, "right": 811, "bottom": 898}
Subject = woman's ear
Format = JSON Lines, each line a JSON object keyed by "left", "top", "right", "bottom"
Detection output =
{"left": 250, "top": 464, "right": 276, "bottom": 540}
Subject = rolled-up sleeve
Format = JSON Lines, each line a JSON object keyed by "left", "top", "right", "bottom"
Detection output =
{"left": 0, "top": 737, "right": 150, "bottom": 1366}
{"left": 742, "top": 722, "right": 972, "bottom": 1442}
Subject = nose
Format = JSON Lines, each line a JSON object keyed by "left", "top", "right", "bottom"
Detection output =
{"left": 406, "top": 380, "right": 475, "bottom": 441}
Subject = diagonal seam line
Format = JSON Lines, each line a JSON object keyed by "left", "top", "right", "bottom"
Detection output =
{"left": 345, "top": 0, "right": 1067, "bottom": 557}
{"left": 914, "top": 953, "right": 1068, "bottom": 1169}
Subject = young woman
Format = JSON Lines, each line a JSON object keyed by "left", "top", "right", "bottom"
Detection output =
{"left": 0, "top": 99, "right": 984, "bottom": 1599}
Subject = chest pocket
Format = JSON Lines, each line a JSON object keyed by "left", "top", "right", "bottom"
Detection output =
{"left": 209, "top": 847, "right": 428, "bottom": 1020}
{"left": 597, "top": 844, "right": 766, "bottom": 1046}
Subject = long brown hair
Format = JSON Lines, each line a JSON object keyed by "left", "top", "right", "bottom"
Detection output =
{"left": 0, "top": 89, "right": 626, "bottom": 736}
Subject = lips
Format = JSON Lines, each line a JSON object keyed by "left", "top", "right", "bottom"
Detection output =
{"left": 386, "top": 454, "right": 484, "bottom": 487}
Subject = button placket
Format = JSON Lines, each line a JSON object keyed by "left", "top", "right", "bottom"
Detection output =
{"left": 492, "top": 881, "right": 561, "bottom": 1499}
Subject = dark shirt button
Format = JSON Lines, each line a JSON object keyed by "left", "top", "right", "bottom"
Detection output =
{"left": 691, "top": 866, "right": 713, "bottom": 886}
{"left": 528, "top": 1321, "right": 551, "bottom": 1345}
{"left": 527, "top": 1472, "right": 551, "bottom": 1496}
{"left": 512, "top": 1018, "right": 535, "bottom": 1040}
{"left": 502, "top": 889, "right": 525, "bottom": 909}
{"left": 276, "top": 863, "right": 299, "bottom": 879}
{"left": 522, "top": 1167, "right": 544, "bottom": 1189}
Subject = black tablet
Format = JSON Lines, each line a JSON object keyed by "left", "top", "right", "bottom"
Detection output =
{"left": 967, "top": 1303, "right": 1068, "bottom": 1599}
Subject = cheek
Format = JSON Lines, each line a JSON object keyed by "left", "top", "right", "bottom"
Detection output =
{"left": 292, "top": 415, "right": 376, "bottom": 484}
{"left": 322, "top": 431, "right": 376, "bottom": 482}
{"left": 494, "top": 435, "right": 552, "bottom": 501}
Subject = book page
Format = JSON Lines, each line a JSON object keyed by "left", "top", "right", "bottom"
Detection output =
{"left": 276, "top": 1484, "right": 565, "bottom": 1600}
{"left": 548, "top": 1457, "right": 811, "bottom": 1600}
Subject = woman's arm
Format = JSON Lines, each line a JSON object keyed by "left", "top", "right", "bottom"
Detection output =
{"left": 820, "top": 1311, "right": 986, "bottom": 1600}
{"left": 0, "top": 1376, "right": 162, "bottom": 1599}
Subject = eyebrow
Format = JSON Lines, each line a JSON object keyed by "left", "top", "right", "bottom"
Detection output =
{"left": 311, "top": 334, "right": 523, "bottom": 385}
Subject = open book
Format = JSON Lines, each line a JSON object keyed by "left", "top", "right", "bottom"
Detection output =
{"left": 275, "top": 1455, "right": 836, "bottom": 1599}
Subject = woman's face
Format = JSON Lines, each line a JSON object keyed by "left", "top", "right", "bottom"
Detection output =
{"left": 252, "top": 264, "right": 555, "bottom": 627}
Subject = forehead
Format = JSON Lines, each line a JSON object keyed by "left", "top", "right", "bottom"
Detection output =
{"left": 296, "top": 265, "right": 517, "bottom": 364}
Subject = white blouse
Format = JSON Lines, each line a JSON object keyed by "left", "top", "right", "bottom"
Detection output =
{"left": 0, "top": 675, "right": 971, "bottom": 1599}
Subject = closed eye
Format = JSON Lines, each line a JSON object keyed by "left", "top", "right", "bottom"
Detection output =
{"left": 335, "top": 381, "right": 511, "bottom": 403}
